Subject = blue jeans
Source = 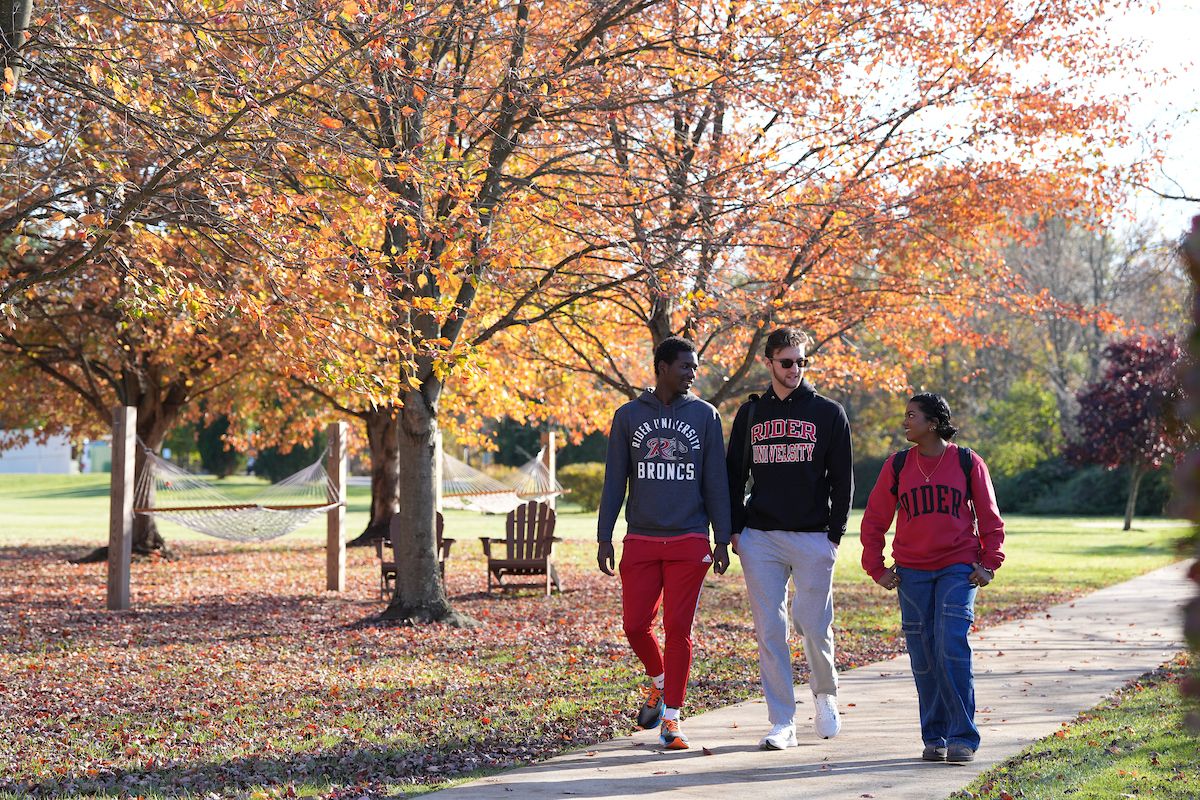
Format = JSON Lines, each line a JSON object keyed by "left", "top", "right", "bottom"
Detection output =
{"left": 896, "top": 563, "right": 979, "bottom": 750}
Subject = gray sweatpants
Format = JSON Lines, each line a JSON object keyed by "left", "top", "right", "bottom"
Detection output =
{"left": 739, "top": 527, "right": 839, "bottom": 726}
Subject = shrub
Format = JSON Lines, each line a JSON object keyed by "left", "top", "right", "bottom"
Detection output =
{"left": 196, "top": 415, "right": 246, "bottom": 478}
{"left": 252, "top": 430, "right": 327, "bottom": 484}
{"left": 852, "top": 455, "right": 889, "bottom": 508}
{"left": 557, "top": 462, "right": 606, "bottom": 512}
{"left": 994, "top": 457, "right": 1174, "bottom": 516}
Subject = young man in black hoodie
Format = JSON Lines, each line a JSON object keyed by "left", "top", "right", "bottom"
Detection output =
{"left": 726, "top": 327, "right": 853, "bottom": 750}
{"left": 597, "top": 336, "right": 732, "bottom": 750}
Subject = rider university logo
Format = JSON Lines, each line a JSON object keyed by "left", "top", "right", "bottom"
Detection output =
{"left": 645, "top": 437, "right": 686, "bottom": 461}
{"left": 631, "top": 417, "right": 702, "bottom": 481}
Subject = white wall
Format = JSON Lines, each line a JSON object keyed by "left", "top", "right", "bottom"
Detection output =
{"left": 0, "top": 433, "right": 78, "bottom": 474}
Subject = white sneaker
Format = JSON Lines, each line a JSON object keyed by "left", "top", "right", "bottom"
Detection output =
{"left": 813, "top": 694, "right": 841, "bottom": 739}
{"left": 759, "top": 723, "right": 797, "bottom": 750}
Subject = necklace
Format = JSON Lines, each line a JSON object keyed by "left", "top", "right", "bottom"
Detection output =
{"left": 915, "top": 446, "right": 948, "bottom": 482}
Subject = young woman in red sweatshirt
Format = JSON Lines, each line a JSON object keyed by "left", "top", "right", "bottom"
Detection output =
{"left": 860, "top": 393, "right": 1005, "bottom": 764}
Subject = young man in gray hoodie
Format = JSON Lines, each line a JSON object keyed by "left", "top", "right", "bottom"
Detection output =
{"left": 597, "top": 335, "right": 732, "bottom": 750}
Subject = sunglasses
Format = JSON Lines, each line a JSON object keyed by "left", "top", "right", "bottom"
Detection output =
{"left": 770, "top": 357, "right": 810, "bottom": 369}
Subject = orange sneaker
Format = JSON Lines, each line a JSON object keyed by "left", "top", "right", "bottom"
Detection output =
{"left": 636, "top": 684, "right": 664, "bottom": 729}
{"left": 658, "top": 718, "right": 689, "bottom": 750}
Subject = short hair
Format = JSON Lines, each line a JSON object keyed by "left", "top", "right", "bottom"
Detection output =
{"left": 764, "top": 327, "right": 812, "bottom": 359}
{"left": 654, "top": 335, "right": 697, "bottom": 374}
{"left": 910, "top": 392, "right": 960, "bottom": 441}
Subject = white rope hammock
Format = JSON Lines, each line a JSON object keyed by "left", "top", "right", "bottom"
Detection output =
{"left": 134, "top": 447, "right": 339, "bottom": 542}
{"left": 441, "top": 448, "right": 564, "bottom": 514}
{"left": 134, "top": 443, "right": 562, "bottom": 539}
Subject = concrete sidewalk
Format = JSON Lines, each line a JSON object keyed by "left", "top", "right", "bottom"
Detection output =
{"left": 432, "top": 561, "right": 1192, "bottom": 800}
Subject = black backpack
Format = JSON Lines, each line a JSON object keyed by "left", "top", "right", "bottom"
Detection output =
{"left": 889, "top": 446, "right": 974, "bottom": 501}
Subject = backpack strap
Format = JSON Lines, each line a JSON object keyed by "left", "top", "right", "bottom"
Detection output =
{"left": 889, "top": 447, "right": 911, "bottom": 496}
{"left": 891, "top": 445, "right": 974, "bottom": 497}
{"left": 740, "top": 393, "right": 760, "bottom": 480}
{"left": 957, "top": 445, "right": 974, "bottom": 500}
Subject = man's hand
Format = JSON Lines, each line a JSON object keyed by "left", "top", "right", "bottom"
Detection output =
{"left": 729, "top": 532, "right": 741, "bottom": 556}
{"left": 875, "top": 566, "right": 900, "bottom": 591}
{"left": 713, "top": 543, "right": 731, "bottom": 575}
{"left": 597, "top": 542, "right": 615, "bottom": 575}
{"left": 969, "top": 563, "right": 994, "bottom": 587}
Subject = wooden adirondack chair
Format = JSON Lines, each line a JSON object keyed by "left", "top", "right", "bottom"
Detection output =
{"left": 479, "top": 500, "right": 562, "bottom": 595}
{"left": 376, "top": 511, "right": 455, "bottom": 599}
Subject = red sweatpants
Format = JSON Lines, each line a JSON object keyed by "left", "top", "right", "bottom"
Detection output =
{"left": 619, "top": 536, "right": 713, "bottom": 710}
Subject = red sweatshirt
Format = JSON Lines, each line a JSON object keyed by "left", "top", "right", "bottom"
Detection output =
{"left": 860, "top": 444, "right": 1005, "bottom": 581}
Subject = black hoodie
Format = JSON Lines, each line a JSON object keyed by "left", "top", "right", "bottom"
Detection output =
{"left": 725, "top": 380, "right": 853, "bottom": 543}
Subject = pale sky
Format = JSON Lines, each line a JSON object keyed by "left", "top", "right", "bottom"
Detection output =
{"left": 1108, "top": 0, "right": 1200, "bottom": 237}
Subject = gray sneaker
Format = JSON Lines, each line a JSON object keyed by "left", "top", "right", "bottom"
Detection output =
{"left": 636, "top": 684, "right": 665, "bottom": 730}
{"left": 947, "top": 743, "right": 976, "bottom": 762}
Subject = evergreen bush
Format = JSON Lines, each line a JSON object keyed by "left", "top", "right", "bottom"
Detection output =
{"left": 994, "top": 458, "right": 1173, "bottom": 516}
{"left": 252, "top": 430, "right": 327, "bottom": 484}
{"left": 557, "top": 462, "right": 606, "bottom": 511}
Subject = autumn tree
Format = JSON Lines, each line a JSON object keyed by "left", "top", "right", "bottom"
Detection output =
{"left": 1, "top": 2, "right": 349, "bottom": 305}
{"left": 252, "top": 0, "right": 1166, "bottom": 624}
{"left": 508, "top": 0, "right": 1158, "bottom": 416}
{"left": 226, "top": 0, "right": 752, "bottom": 624}
{"left": 0, "top": 231, "right": 301, "bottom": 555}
{"left": 0, "top": 1, "right": 389, "bottom": 553}
{"left": 1070, "top": 336, "right": 1190, "bottom": 530}
{"left": 987, "top": 218, "right": 1190, "bottom": 428}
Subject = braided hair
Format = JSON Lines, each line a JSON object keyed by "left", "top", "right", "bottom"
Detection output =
{"left": 910, "top": 392, "right": 959, "bottom": 441}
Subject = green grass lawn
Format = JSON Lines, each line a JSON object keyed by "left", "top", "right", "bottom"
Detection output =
{"left": 0, "top": 473, "right": 1192, "bottom": 799}
{"left": 954, "top": 655, "right": 1199, "bottom": 800}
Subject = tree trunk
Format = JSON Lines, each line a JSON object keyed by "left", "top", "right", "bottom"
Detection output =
{"left": 131, "top": 441, "right": 166, "bottom": 554}
{"left": 347, "top": 406, "right": 401, "bottom": 546}
{"left": 131, "top": 397, "right": 181, "bottom": 554}
{"left": 378, "top": 391, "right": 471, "bottom": 626}
{"left": 1123, "top": 464, "right": 1145, "bottom": 532}
{"left": 71, "top": 396, "right": 180, "bottom": 562}
{"left": 0, "top": 0, "right": 32, "bottom": 94}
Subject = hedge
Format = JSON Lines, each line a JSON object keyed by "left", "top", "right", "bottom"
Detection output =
{"left": 557, "top": 462, "right": 606, "bottom": 512}
{"left": 852, "top": 454, "right": 1173, "bottom": 516}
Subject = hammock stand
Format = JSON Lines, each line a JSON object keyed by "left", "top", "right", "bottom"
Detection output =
{"left": 106, "top": 406, "right": 348, "bottom": 611}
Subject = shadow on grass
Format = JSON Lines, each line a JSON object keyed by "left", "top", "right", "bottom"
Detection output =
{"left": 0, "top": 737, "right": 566, "bottom": 799}
{"left": 7, "top": 483, "right": 113, "bottom": 499}
{"left": 1071, "top": 542, "right": 1178, "bottom": 557}
{"left": 0, "top": 591, "right": 385, "bottom": 656}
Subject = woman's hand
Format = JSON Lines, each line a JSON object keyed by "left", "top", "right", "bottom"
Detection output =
{"left": 875, "top": 566, "right": 900, "bottom": 591}
{"left": 969, "top": 563, "right": 994, "bottom": 587}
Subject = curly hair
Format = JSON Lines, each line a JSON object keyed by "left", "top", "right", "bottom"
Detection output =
{"left": 910, "top": 392, "right": 959, "bottom": 441}
{"left": 654, "top": 335, "right": 697, "bottom": 374}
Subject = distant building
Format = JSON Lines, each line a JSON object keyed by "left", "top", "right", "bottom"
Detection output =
{"left": 0, "top": 433, "right": 78, "bottom": 474}
{"left": 0, "top": 432, "right": 112, "bottom": 474}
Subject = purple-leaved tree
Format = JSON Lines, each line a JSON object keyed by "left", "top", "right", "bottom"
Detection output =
{"left": 1071, "top": 335, "right": 1191, "bottom": 531}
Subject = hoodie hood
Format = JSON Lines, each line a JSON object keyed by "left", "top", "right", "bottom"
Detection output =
{"left": 636, "top": 388, "right": 700, "bottom": 411}
{"left": 764, "top": 379, "right": 817, "bottom": 404}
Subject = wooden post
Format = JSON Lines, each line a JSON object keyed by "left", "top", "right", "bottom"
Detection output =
{"left": 326, "top": 421, "right": 346, "bottom": 592}
{"left": 541, "top": 430, "right": 557, "bottom": 510}
{"left": 433, "top": 428, "right": 444, "bottom": 513}
{"left": 107, "top": 406, "right": 135, "bottom": 611}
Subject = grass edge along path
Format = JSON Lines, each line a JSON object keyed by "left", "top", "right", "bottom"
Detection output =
{"left": 952, "top": 654, "right": 1199, "bottom": 800}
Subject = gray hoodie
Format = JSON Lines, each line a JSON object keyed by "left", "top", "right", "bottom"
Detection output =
{"left": 597, "top": 389, "right": 732, "bottom": 544}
